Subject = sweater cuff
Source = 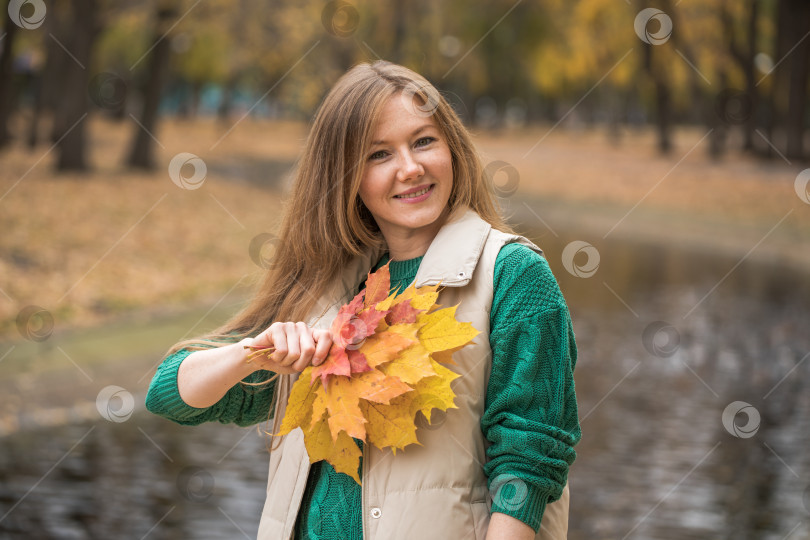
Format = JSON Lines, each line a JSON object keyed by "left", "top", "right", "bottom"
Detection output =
{"left": 490, "top": 481, "right": 549, "bottom": 534}
{"left": 145, "top": 349, "right": 210, "bottom": 423}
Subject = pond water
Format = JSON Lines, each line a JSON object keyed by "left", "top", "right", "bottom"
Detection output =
{"left": 1, "top": 225, "right": 809, "bottom": 539}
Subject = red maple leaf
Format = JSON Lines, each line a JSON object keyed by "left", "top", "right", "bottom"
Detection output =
{"left": 311, "top": 276, "right": 391, "bottom": 388}
{"left": 385, "top": 299, "right": 422, "bottom": 325}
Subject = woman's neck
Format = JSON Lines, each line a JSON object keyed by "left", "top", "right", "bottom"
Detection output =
{"left": 380, "top": 207, "right": 452, "bottom": 261}
{"left": 385, "top": 234, "right": 433, "bottom": 261}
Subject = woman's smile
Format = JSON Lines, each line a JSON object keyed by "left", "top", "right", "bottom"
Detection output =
{"left": 393, "top": 183, "right": 435, "bottom": 202}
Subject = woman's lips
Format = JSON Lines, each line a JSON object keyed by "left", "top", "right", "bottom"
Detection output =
{"left": 393, "top": 184, "right": 434, "bottom": 202}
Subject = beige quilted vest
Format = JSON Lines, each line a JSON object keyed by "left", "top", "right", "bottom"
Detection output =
{"left": 257, "top": 207, "right": 570, "bottom": 539}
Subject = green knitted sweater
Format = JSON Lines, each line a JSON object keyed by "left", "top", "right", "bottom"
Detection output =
{"left": 145, "top": 243, "right": 581, "bottom": 537}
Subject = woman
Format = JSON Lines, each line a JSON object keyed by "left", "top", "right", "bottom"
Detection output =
{"left": 146, "top": 60, "right": 580, "bottom": 540}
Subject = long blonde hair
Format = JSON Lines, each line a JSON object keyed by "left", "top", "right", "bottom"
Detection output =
{"left": 163, "top": 60, "right": 511, "bottom": 433}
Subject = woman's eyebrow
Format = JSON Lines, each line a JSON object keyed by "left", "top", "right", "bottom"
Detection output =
{"left": 370, "top": 124, "right": 435, "bottom": 146}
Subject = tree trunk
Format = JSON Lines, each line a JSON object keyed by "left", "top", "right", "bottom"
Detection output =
{"left": 765, "top": 0, "right": 792, "bottom": 159}
{"left": 720, "top": 0, "right": 758, "bottom": 153}
{"left": 642, "top": 42, "right": 672, "bottom": 154}
{"left": 655, "top": 79, "right": 672, "bottom": 154}
{"left": 189, "top": 81, "right": 201, "bottom": 119}
{"left": 784, "top": 0, "right": 810, "bottom": 160}
{"left": 26, "top": 9, "right": 63, "bottom": 149}
{"left": 54, "top": 0, "right": 100, "bottom": 171}
{"left": 217, "top": 77, "right": 235, "bottom": 124}
{"left": 127, "top": 1, "right": 177, "bottom": 170}
{"left": 0, "top": 11, "right": 20, "bottom": 149}
{"left": 742, "top": 0, "right": 759, "bottom": 152}
{"left": 390, "top": 0, "right": 407, "bottom": 64}
{"left": 708, "top": 72, "right": 729, "bottom": 159}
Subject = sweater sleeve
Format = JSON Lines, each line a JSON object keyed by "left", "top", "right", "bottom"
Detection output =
{"left": 481, "top": 243, "right": 581, "bottom": 533}
{"left": 145, "top": 342, "right": 276, "bottom": 428}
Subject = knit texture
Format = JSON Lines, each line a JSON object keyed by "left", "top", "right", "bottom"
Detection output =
{"left": 482, "top": 243, "right": 581, "bottom": 533}
{"left": 145, "top": 243, "right": 580, "bottom": 537}
{"left": 145, "top": 336, "right": 275, "bottom": 427}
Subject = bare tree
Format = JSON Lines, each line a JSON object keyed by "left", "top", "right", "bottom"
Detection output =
{"left": 0, "top": 8, "right": 21, "bottom": 149}
{"left": 127, "top": 0, "right": 178, "bottom": 170}
{"left": 782, "top": 0, "right": 810, "bottom": 160}
{"left": 54, "top": 0, "right": 102, "bottom": 171}
{"left": 723, "top": 0, "right": 760, "bottom": 152}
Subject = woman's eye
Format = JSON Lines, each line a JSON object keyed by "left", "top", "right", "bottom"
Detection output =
{"left": 415, "top": 137, "right": 435, "bottom": 147}
{"left": 369, "top": 150, "right": 387, "bottom": 161}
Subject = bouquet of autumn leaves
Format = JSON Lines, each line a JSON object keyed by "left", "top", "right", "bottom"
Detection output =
{"left": 245, "top": 262, "right": 479, "bottom": 484}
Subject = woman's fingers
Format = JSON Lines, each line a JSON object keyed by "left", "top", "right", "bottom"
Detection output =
{"left": 280, "top": 321, "right": 303, "bottom": 366}
{"left": 292, "top": 322, "right": 317, "bottom": 371}
{"left": 312, "top": 329, "right": 332, "bottom": 366}
{"left": 254, "top": 322, "right": 333, "bottom": 373}
{"left": 267, "top": 323, "right": 289, "bottom": 365}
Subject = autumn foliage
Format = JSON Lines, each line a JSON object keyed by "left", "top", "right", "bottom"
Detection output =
{"left": 271, "top": 262, "right": 478, "bottom": 483}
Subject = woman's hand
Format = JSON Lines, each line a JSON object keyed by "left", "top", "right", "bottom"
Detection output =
{"left": 247, "top": 321, "right": 333, "bottom": 374}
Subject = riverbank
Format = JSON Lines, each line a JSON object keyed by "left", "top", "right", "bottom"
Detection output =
{"left": 475, "top": 125, "right": 810, "bottom": 273}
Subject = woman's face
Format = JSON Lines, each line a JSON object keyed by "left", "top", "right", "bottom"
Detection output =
{"left": 358, "top": 92, "right": 454, "bottom": 247}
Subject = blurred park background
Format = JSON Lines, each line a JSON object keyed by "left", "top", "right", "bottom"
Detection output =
{"left": 1, "top": 0, "right": 810, "bottom": 538}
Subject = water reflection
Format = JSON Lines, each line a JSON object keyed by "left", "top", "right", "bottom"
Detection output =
{"left": 0, "top": 416, "right": 269, "bottom": 539}
{"left": 532, "top": 228, "right": 810, "bottom": 540}
{"left": 1, "top": 229, "right": 809, "bottom": 539}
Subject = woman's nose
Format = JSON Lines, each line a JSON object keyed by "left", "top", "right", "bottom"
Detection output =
{"left": 396, "top": 150, "right": 424, "bottom": 181}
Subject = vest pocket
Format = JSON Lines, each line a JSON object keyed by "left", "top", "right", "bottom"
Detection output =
{"left": 469, "top": 500, "right": 489, "bottom": 540}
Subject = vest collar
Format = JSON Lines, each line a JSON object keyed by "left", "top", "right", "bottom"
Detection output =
{"left": 329, "top": 206, "right": 490, "bottom": 308}
{"left": 413, "top": 206, "right": 490, "bottom": 288}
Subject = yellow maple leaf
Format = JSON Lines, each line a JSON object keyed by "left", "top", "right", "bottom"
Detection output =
{"left": 379, "top": 342, "right": 437, "bottom": 384}
{"left": 323, "top": 375, "right": 368, "bottom": 442}
{"left": 408, "top": 359, "right": 460, "bottom": 423}
{"left": 278, "top": 367, "right": 319, "bottom": 437}
{"left": 359, "top": 396, "right": 421, "bottom": 454}
{"left": 304, "top": 418, "right": 363, "bottom": 483}
{"left": 391, "top": 283, "right": 440, "bottom": 312}
{"left": 417, "top": 305, "right": 480, "bottom": 352}
{"left": 429, "top": 343, "right": 466, "bottom": 365}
